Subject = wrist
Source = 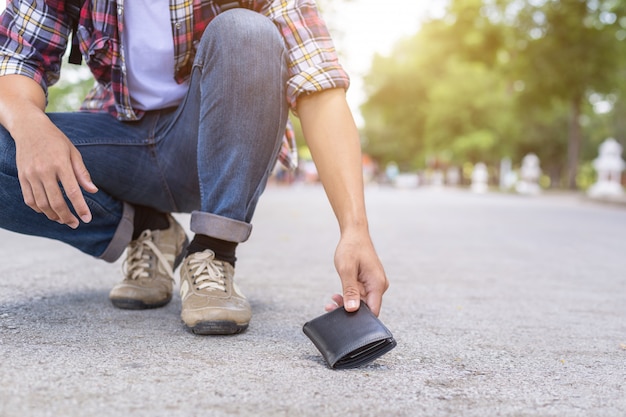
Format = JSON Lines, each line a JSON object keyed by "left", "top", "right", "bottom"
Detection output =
{"left": 339, "top": 218, "right": 370, "bottom": 236}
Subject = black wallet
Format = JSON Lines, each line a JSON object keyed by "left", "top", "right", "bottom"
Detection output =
{"left": 302, "top": 302, "right": 396, "bottom": 369}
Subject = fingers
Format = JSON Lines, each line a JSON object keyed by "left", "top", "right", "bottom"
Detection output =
{"left": 326, "top": 289, "right": 385, "bottom": 316}
{"left": 365, "top": 289, "right": 384, "bottom": 317}
{"left": 72, "top": 149, "right": 98, "bottom": 194}
{"left": 324, "top": 294, "right": 344, "bottom": 312}
{"left": 18, "top": 150, "right": 95, "bottom": 229}
{"left": 22, "top": 174, "right": 79, "bottom": 228}
{"left": 70, "top": 149, "right": 97, "bottom": 223}
{"left": 366, "top": 267, "right": 389, "bottom": 317}
{"left": 58, "top": 169, "right": 89, "bottom": 227}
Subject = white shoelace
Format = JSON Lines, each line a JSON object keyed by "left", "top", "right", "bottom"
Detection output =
{"left": 123, "top": 230, "right": 175, "bottom": 281}
{"left": 187, "top": 251, "right": 227, "bottom": 292}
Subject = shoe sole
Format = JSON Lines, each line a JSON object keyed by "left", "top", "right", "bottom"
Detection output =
{"left": 188, "top": 321, "right": 249, "bottom": 335}
{"left": 110, "top": 297, "right": 172, "bottom": 310}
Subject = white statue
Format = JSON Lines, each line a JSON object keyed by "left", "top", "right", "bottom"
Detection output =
{"left": 516, "top": 153, "right": 542, "bottom": 195}
{"left": 588, "top": 138, "right": 625, "bottom": 198}
{"left": 500, "top": 158, "right": 512, "bottom": 190}
{"left": 430, "top": 170, "right": 444, "bottom": 187}
{"left": 471, "top": 162, "right": 488, "bottom": 193}
{"left": 446, "top": 167, "right": 460, "bottom": 186}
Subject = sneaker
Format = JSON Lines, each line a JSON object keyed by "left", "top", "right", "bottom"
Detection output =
{"left": 179, "top": 249, "right": 251, "bottom": 335}
{"left": 109, "top": 215, "right": 189, "bottom": 310}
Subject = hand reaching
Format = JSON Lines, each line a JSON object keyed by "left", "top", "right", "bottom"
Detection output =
{"left": 325, "top": 228, "right": 389, "bottom": 317}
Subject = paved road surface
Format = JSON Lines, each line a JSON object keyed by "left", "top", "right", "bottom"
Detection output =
{"left": 1, "top": 185, "right": 625, "bottom": 416}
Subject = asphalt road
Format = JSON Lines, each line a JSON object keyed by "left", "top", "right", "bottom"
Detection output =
{"left": 1, "top": 185, "right": 625, "bottom": 417}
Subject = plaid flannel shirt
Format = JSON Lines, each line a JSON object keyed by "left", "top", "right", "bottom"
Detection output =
{"left": 0, "top": 0, "right": 350, "bottom": 169}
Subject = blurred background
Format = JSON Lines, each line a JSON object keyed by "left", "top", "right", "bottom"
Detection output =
{"left": 325, "top": 0, "right": 626, "bottom": 193}
{"left": 3, "top": 0, "right": 626, "bottom": 193}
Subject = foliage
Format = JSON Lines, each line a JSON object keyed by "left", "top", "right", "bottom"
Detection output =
{"left": 47, "top": 63, "right": 94, "bottom": 112}
{"left": 361, "top": 0, "right": 626, "bottom": 188}
{"left": 362, "top": 0, "right": 515, "bottom": 170}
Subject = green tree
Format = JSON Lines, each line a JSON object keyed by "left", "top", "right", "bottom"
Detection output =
{"left": 497, "top": 0, "right": 626, "bottom": 188}
{"left": 47, "top": 63, "right": 94, "bottom": 112}
{"left": 361, "top": 0, "right": 512, "bottom": 170}
{"left": 361, "top": 0, "right": 626, "bottom": 188}
{"left": 360, "top": 39, "right": 428, "bottom": 170}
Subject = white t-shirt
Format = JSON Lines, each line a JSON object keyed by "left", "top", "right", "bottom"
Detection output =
{"left": 122, "top": 1, "right": 188, "bottom": 111}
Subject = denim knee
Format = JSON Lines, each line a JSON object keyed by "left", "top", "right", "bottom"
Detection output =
{"left": 195, "top": 8, "right": 285, "bottom": 68}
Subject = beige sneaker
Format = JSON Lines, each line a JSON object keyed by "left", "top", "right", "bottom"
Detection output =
{"left": 109, "top": 215, "right": 189, "bottom": 310}
{"left": 179, "top": 249, "right": 251, "bottom": 335}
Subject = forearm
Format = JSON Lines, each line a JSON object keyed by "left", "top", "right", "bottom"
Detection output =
{"left": 297, "top": 88, "right": 368, "bottom": 233}
{"left": 0, "top": 74, "right": 47, "bottom": 137}
{"left": 298, "top": 88, "right": 388, "bottom": 314}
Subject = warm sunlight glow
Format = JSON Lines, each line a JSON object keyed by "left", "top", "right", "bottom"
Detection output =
{"left": 326, "top": 0, "right": 446, "bottom": 125}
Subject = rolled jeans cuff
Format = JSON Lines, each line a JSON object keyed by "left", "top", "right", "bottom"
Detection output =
{"left": 190, "top": 211, "right": 252, "bottom": 243}
{"left": 98, "top": 202, "right": 134, "bottom": 263}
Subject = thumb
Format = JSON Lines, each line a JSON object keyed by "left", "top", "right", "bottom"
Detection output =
{"left": 341, "top": 278, "right": 362, "bottom": 312}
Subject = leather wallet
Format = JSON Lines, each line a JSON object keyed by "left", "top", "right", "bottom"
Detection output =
{"left": 303, "top": 302, "right": 396, "bottom": 369}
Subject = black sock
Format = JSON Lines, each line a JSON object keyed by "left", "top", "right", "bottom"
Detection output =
{"left": 186, "top": 234, "right": 238, "bottom": 266}
{"left": 132, "top": 205, "right": 170, "bottom": 240}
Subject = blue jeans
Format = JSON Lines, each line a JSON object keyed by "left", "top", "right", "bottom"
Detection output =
{"left": 0, "top": 10, "right": 289, "bottom": 262}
